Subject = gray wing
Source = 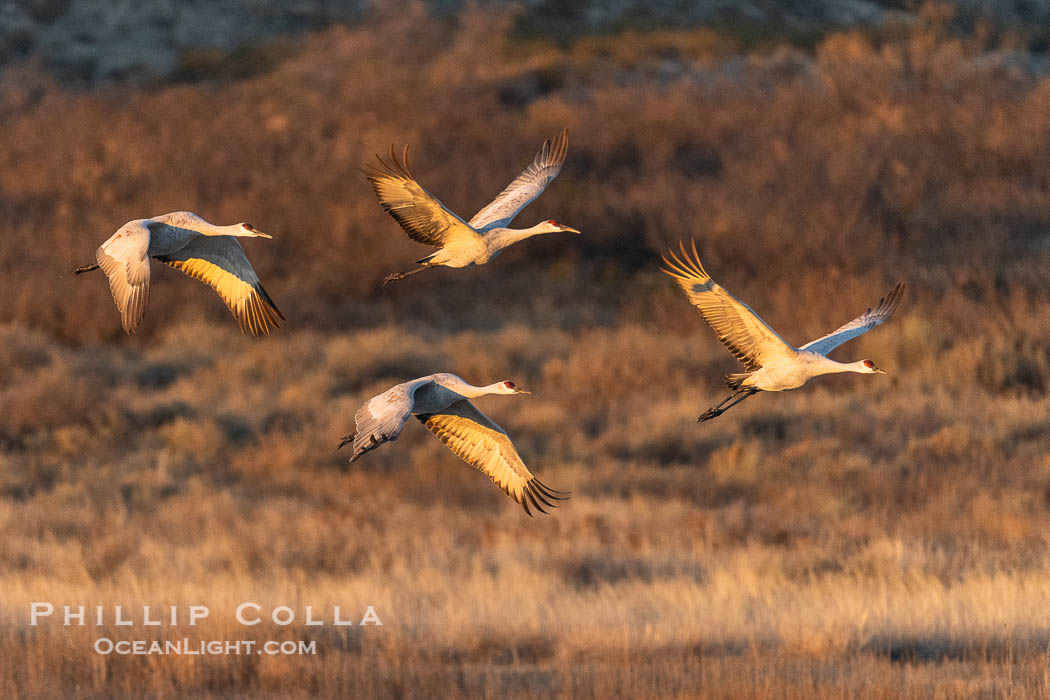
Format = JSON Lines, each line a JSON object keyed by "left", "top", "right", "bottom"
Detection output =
{"left": 800, "top": 283, "right": 905, "bottom": 356}
{"left": 661, "top": 240, "right": 795, "bottom": 370}
{"left": 96, "top": 220, "right": 152, "bottom": 334}
{"left": 344, "top": 382, "right": 423, "bottom": 462}
{"left": 417, "top": 399, "right": 569, "bottom": 516}
{"left": 362, "top": 146, "right": 480, "bottom": 247}
{"left": 154, "top": 233, "right": 283, "bottom": 336}
{"left": 468, "top": 129, "right": 568, "bottom": 232}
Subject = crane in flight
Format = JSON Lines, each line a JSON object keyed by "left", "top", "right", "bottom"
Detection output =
{"left": 338, "top": 373, "right": 569, "bottom": 516}
{"left": 661, "top": 240, "right": 904, "bottom": 422}
{"left": 364, "top": 129, "right": 580, "bottom": 284}
{"left": 74, "top": 211, "right": 283, "bottom": 336}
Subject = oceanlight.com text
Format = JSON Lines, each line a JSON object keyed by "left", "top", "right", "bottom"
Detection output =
{"left": 93, "top": 638, "right": 317, "bottom": 655}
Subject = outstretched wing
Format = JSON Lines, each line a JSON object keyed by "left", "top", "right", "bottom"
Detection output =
{"left": 342, "top": 381, "right": 422, "bottom": 463}
{"left": 800, "top": 283, "right": 905, "bottom": 356}
{"left": 661, "top": 240, "right": 795, "bottom": 371}
{"left": 96, "top": 220, "right": 152, "bottom": 334}
{"left": 155, "top": 233, "right": 283, "bottom": 336}
{"left": 362, "top": 146, "right": 480, "bottom": 247}
{"left": 469, "top": 129, "right": 569, "bottom": 232}
{"left": 418, "top": 400, "right": 568, "bottom": 516}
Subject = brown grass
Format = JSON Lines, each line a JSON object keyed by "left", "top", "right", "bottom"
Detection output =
{"left": 2, "top": 5, "right": 1050, "bottom": 697}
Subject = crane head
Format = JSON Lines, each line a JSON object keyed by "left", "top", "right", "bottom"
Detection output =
{"left": 861, "top": 359, "right": 886, "bottom": 374}
{"left": 544, "top": 219, "right": 580, "bottom": 234}
{"left": 502, "top": 381, "right": 530, "bottom": 394}
{"left": 239, "top": 222, "right": 273, "bottom": 239}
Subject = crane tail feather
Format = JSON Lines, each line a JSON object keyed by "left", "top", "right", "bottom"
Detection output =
{"left": 724, "top": 372, "right": 751, "bottom": 390}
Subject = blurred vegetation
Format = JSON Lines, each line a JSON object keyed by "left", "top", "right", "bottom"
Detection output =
{"left": 2, "top": 3, "right": 1050, "bottom": 697}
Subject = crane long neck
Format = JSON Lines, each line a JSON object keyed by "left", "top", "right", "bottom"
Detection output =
{"left": 812, "top": 357, "right": 867, "bottom": 375}
{"left": 459, "top": 381, "right": 507, "bottom": 398}
{"left": 487, "top": 224, "right": 550, "bottom": 250}
{"left": 155, "top": 212, "right": 236, "bottom": 236}
{"left": 200, "top": 223, "right": 245, "bottom": 236}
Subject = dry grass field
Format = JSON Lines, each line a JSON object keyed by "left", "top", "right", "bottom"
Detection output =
{"left": 2, "top": 4, "right": 1050, "bottom": 697}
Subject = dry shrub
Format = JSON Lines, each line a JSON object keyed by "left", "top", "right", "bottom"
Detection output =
{"left": 708, "top": 441, "right": 763, "bottom": 485}
{"left": 160, "top": 417, "right": 226, "bottom": 463}
{"left": 974, "top": 336, "right": 1050, "bottom": 395}
{"left": 907, "top": 423, "right": 988, "bottom": 462}
{"left": 0, "top": 355, "right": 105, "bottom": 439}
{"left": 0, "top": 8, "right": 1045, "bottom": 346}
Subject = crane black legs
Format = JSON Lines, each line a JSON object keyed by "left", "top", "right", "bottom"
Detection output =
{"left": 74, "top": 263, "right": 100, "bottom": 274}
{"left": 698, "top": 388, "right": 759, "bottom": 422}
{"left": 382, "top": 266, "right": 431, "bottom": 285}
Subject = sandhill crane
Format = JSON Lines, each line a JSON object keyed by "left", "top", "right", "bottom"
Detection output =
{"left": 74, "top": 211, "right": 283, "bottom": 336}
{"left": 661, "top": 240, "right": 905, "bottom": 422}
{"left": 363, "top": 129, "right": 580, "bottom": 284}
{"left": 338, "top": 373, "right": 569, "bottom": 515}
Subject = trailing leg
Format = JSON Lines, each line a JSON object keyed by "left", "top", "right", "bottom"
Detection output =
{"left": 382, "top": 265, "right": 431, "bottom": 285}
{"left": 698, "top": 388, "right": 758, "bottom": 423}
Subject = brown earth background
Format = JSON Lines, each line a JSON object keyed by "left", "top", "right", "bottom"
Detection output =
{"left": 2, "top": 1, "right": 1050, "bottom": 697}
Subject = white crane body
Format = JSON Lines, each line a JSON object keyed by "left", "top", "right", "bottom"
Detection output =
{"left": 74, "top": 211, "right": 283, "bottom": 336}
{"left": 661, "top": 240, "right": 904, "bottom": 421}
{"left": 420, "top": 223, "right": 560, "bottom": 267}
{"left": 736, "top": 352, "right": 874, "bottom": 392}
{"left": 364, "top": 129, "right": 579, "bottom": 283}
{"left": 338, "top": 373, "right": 569, "bottom": 516}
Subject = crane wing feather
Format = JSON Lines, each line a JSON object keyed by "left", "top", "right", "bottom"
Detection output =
{"left": 155, "top": 234, "right": 283, "bottom": 337}
{"left": 661, "top": 240, "right": 795, "bottom": 370}
{"left": 469, "top": 129, "right": 569, "bottom": 232}
{"left": 799, "top": 283, "right": 905, "bottom": 356}
{"left": 363, "top": 146, "right": 480, "bottom": 247}
{"left": 417, "top": 400, "right": 568, "bottom": 516}
{"left": 95, "top": 220, "right": 152, "bottom": 334}
{"left": 344, "top": 381, "right": 426, "bottom": 462}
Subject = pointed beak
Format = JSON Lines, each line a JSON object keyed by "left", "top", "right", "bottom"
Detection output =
{"left": 562, "top": 226, "right": 581, "bottom": 235}
{"left": 514, "top": 387, "right": 531, "bottom": 394}
{"left": 876, "top": 368, "right": 887, "bottom": 374}
{"left": 256, "top": 231, "right": 273, "bottom": 239}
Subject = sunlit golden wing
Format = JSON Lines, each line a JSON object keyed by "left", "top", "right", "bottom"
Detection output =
{"left": 363, "top": 145, "right": 480, "bottom": 247}
{"left": 417, "top": 399, "right": 569, "bottom": 516}
{"left": 661, "top": 240, "right": 795, "bottom": 370}
{"left": 157, "top": 236, "right": 283, "bottom": 336}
